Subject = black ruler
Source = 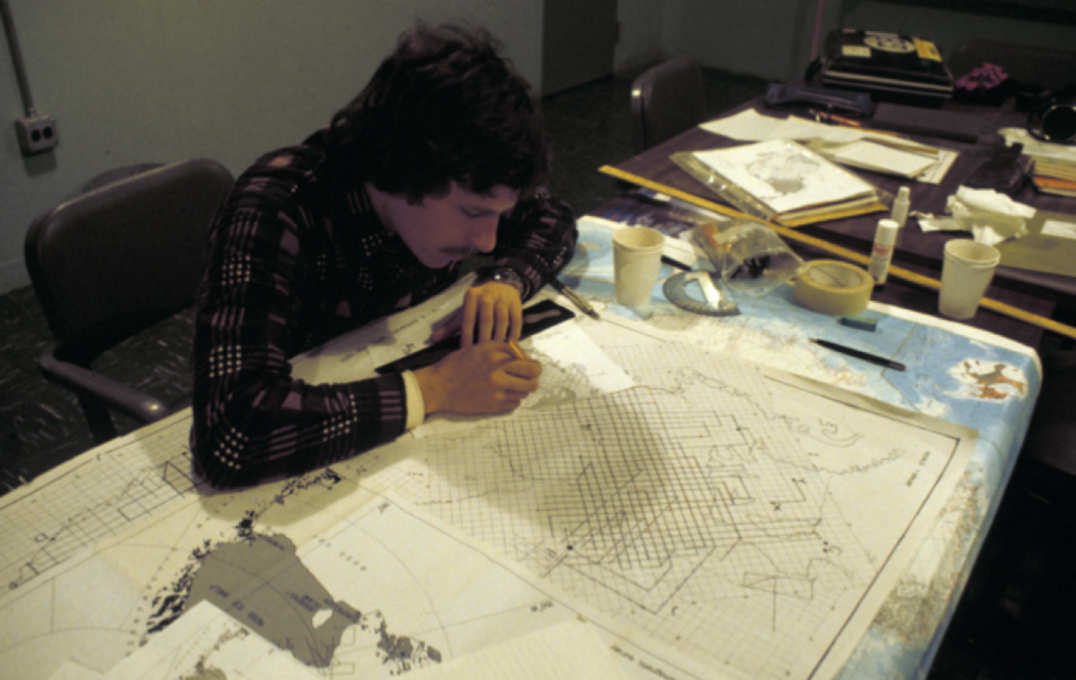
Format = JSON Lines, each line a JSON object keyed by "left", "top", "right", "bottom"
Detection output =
{"left": 374, "top": 298, "right": 575, "bottom": 374}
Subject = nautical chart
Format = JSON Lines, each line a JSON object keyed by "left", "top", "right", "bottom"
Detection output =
{"left": 370, "top": 329, "right": 975, "bottom": 679}
{"left": 0, "top": 272, "right": 978, "bottom": 680}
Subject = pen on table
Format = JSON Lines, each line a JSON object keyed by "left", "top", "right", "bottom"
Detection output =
{"left": 662, "top": 255, "right": 691, "bottom": 271}
{"left": 549, "top": 278, "right": 600, "bottom": 320}
{"left": 811, "top": 338, "right": 907, "bottom": 372}
{"left": 810, "top": 108, "right": 862, "bottom": 127}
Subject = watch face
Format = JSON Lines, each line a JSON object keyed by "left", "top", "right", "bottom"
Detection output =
{"left": 487, "top": 268, "right": 524, "bottom": 293}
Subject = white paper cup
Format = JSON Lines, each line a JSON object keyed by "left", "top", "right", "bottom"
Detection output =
{"left": 938, "top": 239, "right": 1001, "bottom": 319}
{"left": 613, "top": 226, "right": 665, "bottom": 307}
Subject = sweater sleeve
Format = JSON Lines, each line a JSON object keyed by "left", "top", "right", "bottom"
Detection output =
{"left": 190, "top": 176, "right": 410, "bottom": 488}
{"left": 481, "top": 189, "right": 578, "bottom": 300}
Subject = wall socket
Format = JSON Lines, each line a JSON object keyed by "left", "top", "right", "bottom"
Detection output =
{"left": 15, "top": 113, "right": 59, "bottom": 155}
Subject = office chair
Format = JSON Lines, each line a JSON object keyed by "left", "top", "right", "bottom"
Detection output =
{"left": 630, "top": 56, "right": 706, "bottom": 151}
{"left": 24, "top": 158, "right": 234, "bottom": 443}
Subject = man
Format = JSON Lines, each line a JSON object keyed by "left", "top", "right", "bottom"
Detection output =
{"left": 191, "top": 23, "right": 577, "bottom": 488}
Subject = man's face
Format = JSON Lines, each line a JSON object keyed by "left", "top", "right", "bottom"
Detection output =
{"left": 380, "top": 182, "right": 519, "bottom": 269}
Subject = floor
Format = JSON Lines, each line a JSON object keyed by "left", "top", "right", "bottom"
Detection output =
{"left": 3, "top": 68, "right": 1074, "bottom": 678}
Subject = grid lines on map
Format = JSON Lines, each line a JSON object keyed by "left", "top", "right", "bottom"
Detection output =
{"left": 1, "top": 416, "right": 197, "bottom": 594}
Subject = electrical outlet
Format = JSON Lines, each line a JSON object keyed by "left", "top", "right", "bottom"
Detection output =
{"left": 14, "top": 114, "right": 59, "bottom": 155}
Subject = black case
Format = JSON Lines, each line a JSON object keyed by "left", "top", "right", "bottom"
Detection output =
{"left": 819, "top": 29, "right": 955, "bottom": 104}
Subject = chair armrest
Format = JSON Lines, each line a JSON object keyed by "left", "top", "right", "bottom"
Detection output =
{"left": 38, "top": 351, "right": 170, "bottom": 424}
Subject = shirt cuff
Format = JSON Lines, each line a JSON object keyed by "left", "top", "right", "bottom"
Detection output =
{"left": 401, "top": 370, "right": 426, "bottom": 430}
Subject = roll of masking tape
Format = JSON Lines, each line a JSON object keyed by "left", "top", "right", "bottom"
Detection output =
{"left": 793, "top": 260, "right": 872, "bottom": 316}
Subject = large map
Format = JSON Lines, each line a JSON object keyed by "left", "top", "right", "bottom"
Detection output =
{"left": 0, "top": 218, "right": 1037, "bottom": 679}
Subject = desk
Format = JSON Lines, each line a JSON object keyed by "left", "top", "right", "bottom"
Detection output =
{"left": 0, "top": 220, "right": 1040, "bottom": 679}
{"left": 602, "top": 99, "right": 1076, "bottom": 346}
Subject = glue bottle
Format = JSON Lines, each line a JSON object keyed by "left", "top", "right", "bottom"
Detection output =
{"left": 868, "top": 218, "right": 899, "bottom": 286}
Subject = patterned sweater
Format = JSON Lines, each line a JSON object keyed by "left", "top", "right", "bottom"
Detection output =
{"left": 190, "top": 131, "right": 577, "bottom": 487}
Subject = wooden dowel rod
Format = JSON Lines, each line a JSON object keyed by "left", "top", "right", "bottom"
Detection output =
{"left": 599, "top": 164, "right": 1076, "bottom": 341}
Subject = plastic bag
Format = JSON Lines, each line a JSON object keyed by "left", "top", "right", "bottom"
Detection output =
{"left": 693, "top": 220, "right": 804, "bottom": 297}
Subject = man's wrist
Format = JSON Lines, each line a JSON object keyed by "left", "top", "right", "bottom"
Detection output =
{"left": 412, "top": 365, "right": 444, "bottom": 416}
{"left": 479, "top": 266, "right": 526, "bottom": 296}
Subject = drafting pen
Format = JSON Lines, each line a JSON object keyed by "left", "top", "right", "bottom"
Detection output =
{"left": 549, "top": 278, "right": 600, "bottom": 320}
{"left": 811, "top": 338, "right": 906, "bottom": 372}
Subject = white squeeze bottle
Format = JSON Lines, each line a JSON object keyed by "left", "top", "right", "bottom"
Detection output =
{"left": 869, "top": 218, "right": 899, "bottom": 286}
{"left": 891, "top": 186, "right": 911, "bottom": 228}
{"left": 890, "top": 185, "right": 911, "bottom": 248}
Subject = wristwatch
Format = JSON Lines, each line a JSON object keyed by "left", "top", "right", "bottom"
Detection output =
{"left": 480, "top": 267, "right": 526, "bottom": 296}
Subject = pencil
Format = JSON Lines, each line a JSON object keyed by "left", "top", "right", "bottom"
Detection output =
{"left": 507, "top": 339, "right": 528, "bottom": 360}
{"left": 811, "top": 109, "right": 862, "bottom": 127}
{"left": 811, "top": 338, "right": 906, "bottom": 371}
{"left": 549, "top": 278, "right": 600, "bottom": 320}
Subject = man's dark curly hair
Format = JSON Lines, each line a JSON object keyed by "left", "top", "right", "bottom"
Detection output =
{"left": 329, "top": 23, "right": 550, "bottom": 203}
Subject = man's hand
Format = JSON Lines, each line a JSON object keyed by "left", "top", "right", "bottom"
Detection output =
{"left": 430, "top": 281, "right": 523, "bottom": 347}
{"left": 413, "top": 342, "right": 540, "bottom": 415}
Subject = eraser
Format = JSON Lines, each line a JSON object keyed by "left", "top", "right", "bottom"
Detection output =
{"left": 840, "top": 311, "right": 880, "bottom": 331}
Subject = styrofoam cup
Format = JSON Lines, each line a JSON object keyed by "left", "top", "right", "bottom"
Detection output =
{"left": 938, "top": 239, "right": 1001, "bottom": 319}
{"left": 613, "top": 226, "right": 665, "bottom": 307}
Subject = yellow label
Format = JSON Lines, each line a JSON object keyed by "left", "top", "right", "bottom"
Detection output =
{"left": 914, "top": 38, "right": 941, "bottom": 61}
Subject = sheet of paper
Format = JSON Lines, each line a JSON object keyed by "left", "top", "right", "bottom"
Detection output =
{"left": 700, "top": 108, "right": 861, "bottom": 143}
{"left": 528, "top": 319, "right": 634, "bottom": 393}
{"left": 407, "top": 620, "right": 628, "bottom": 680}
{"left": 1041, "top": 219, "right": 1076, "bottom": 240}
{"left": 916, "top": 147, "right": 960, "bottom": 184}
{"left": 700, "top": 108, "right": 939, "bottom": 154}
{"left": 827, "top": 139, "right": 938, "bottom": 178}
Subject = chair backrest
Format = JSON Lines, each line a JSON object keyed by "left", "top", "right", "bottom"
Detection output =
{"left": 24, "top": 158, "right": 234, "bottom": 363}
{"left": 631, "top": 56, "right": 706, "bottom": 151}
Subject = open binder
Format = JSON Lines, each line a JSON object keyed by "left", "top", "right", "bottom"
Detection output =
{"left": 671, "top": 139, "right": 889, "bottom": 227}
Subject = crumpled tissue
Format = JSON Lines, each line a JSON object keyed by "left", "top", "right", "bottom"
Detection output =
{"left": 915, "top": 186, "right": 1035, "bottom": 246}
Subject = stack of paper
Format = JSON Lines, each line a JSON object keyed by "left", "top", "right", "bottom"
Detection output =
{"left": 680, "top": 139, "right": 885, "bottom": 226}
{"left": 699, "top": 108, "right": 954, "bottom": 183}
{"left": 823, "top": 139, "right": 939, "bottom": 179}
{"left": 1031, "top": 158, "right": 1076, "bottom": 197}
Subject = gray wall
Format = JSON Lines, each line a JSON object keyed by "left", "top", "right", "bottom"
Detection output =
{"left": 615, "top": 0, "right": 837, "bottom": 79}
{"left": 1, "top": 0, "right": 542, "bottom": 293}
